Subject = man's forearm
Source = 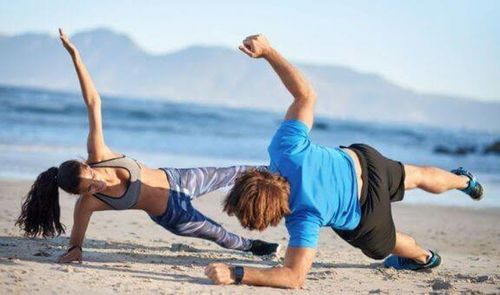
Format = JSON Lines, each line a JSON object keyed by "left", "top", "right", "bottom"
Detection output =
{"left": 242, "top": 266, "right": 304, "bottom": 289}
{"left": 264, "top": 48, "right": 315, "bottom": 102}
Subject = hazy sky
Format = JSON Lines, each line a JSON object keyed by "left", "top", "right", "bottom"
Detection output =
{"left": 1, "top": 0, "right": 499, "bottom": 101}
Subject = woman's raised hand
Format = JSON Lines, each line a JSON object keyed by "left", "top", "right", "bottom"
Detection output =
{"left": 59, "top": 28, "right": 78, "bottom": 56}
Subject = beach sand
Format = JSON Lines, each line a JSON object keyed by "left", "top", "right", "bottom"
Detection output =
{"left": 1, "top": 179, "right": 499, "bottom": 294}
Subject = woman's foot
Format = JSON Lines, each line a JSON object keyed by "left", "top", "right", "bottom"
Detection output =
{"left": 384, "top": 250, "right": 441, "bottom": 271}
{"left": 451, "top": 167, "right": 484, "bottom": 200}
{"left": 247, "top": 240, "right": 280, "bottom": 256}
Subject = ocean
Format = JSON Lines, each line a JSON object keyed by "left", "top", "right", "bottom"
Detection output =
{"left": 1, "top": 85, "right": 499, "bottom": 208}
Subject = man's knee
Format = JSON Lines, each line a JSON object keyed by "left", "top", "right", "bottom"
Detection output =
{"left": 362, "top": 248, "right": 391, "bottom": 260}
{"left": 361, "top": 239, "right": 396, "bottom": 260}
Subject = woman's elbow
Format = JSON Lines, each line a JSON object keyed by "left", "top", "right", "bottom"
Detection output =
{"left": 86, "top": 98, "right": 101, "bottom": 109}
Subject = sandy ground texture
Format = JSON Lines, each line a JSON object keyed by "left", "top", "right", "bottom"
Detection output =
{"left": 1, "top": 179, "right": 499, "bottom": 294}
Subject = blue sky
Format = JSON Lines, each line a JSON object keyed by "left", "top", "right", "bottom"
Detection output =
{"left": 1, "top": 0, "right": 499, "bottom": 101}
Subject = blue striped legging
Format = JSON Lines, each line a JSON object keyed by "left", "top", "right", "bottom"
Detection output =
{"left": 149, "top": 165, "right": 266, "bottom": 251}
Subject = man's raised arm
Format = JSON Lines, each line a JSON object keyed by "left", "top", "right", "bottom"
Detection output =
{"left": 239, "top": 34, "right": 316, "bottom": 129}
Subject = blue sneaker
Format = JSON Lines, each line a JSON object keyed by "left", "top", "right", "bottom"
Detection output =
{"left": 450, "top": 167, "right": 484, "bottom": 200}
{"left": 384, "top": 250, "right": 441, "bottom": 271}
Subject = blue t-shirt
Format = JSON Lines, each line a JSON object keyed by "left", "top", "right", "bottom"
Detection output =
{"left": 268, "top": 120, "right": 361, "bottom": 248}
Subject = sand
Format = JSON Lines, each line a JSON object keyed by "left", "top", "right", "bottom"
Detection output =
{"left": 1, "top": 179, "right": 499, "bottom": 294}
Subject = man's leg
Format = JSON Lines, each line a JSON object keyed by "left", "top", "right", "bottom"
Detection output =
{"left": 403, "top": 164, "right": 469, "bottom": 193}
{"left": 391, "top": 231, "right": 429, "bottom": 263}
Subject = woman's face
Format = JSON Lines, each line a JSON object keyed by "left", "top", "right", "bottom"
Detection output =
{"left": 79, "top": 165, "right": 107, "bottom": 194}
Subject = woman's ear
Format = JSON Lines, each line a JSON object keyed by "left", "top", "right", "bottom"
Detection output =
{"left": 80, "top": 164, "right": 93, "bottom": 177}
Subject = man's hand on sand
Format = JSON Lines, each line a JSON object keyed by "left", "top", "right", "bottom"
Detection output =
{"left": 238, "top": 34, "right": 272, "bottom": 58}
{"left": 205, "top": 263, "right": 235, "bottom": 285}
{"left": 57, "top": 247, "right": 82, "bottom": 263}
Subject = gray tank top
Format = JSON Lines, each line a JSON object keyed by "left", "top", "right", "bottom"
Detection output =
{"left": 89, "top": 155, "right": 142, "bottom": 210}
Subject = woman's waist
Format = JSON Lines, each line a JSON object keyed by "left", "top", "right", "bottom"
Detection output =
{"left": 134, "top": 184, "right": 170, "bottom": 216}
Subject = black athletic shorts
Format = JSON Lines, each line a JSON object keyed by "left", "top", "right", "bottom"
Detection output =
{"left": 333, "top": 143, "right": 406, "bottom": 260}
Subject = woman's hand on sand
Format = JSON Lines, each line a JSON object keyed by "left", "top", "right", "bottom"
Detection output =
{"left": 204, "top": 263, "right": 235, "bottom": 285}
{"left": 57, "top": 246, "right": 82, "bottom": 263}
{"left": 59, "top": 28, "right": 79, "bottom": 57}
{"left": 239, "top": 34, "right": 272, "bottom": 58}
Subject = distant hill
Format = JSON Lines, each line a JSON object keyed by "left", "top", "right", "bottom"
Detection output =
{"left": 1, "top": 28, "right": 499, "bottom": 132}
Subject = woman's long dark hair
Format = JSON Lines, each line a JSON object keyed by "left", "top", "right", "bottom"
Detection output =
{"left": 16, "top": 160, "right": 82, "bottom": 238}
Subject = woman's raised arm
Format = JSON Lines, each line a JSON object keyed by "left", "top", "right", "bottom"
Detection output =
{"left": 59, "top": 28, "right": 113, "bottom": 162}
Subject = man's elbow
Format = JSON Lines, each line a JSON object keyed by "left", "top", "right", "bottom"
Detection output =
{"left": 288, "top": 279, "right": 305, "bottom": 289}
{"left": 308, "top": 88, "right": 317, "bottom": 102}
{"left": 286, "top": 271, "right": 306, "bottom": 289}
{"left": 296, "top": 89, "right": 316, "bottom": 104}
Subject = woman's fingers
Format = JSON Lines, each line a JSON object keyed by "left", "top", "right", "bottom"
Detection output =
{"left": 59, "top": 28, "right": 67, "bottom": 41}
{"left": 58, "top": 28, "right": 70, "bottom": 44}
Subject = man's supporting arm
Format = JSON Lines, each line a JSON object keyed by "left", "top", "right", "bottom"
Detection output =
{"left": 205, "top": 247, "right": 316, "bottom": 289}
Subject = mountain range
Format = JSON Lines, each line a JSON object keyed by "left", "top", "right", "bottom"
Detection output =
{"left": 1, "top": 28, "right": 499, "bottom": 132}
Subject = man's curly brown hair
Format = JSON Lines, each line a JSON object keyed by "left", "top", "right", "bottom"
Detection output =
{"left": 223, "top": 168, "right": 291, "bottom": 231}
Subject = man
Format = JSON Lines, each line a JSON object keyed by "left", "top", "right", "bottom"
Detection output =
{"left": 205, "top": 34, "right": 483, "bottom": 289}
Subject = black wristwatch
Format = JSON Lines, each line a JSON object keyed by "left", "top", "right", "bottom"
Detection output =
{"left": 232, "top": 266, "right": 244, "bottom": 284}
{"left": 67, "top": 245, "right": 82, "bottom": 252}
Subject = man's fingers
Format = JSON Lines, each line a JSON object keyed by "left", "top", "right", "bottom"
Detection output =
{"left": 238, "top": 45, "right": 255, "bottom": 57}
{"left": 204, "top": 264, "right": 214, "bottom": 276}
{"left": 247, "top": 34, "right": 261, "bottom": 39}
{"left": 205, "top": 264, "right": 217, "bottom": 278}
{"left": 243, "top": 40, "right": 257, "bottom": 52}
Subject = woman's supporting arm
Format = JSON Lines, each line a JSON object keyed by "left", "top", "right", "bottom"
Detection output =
{"left": 57, "top": 195, "right": 108, "bottom": 263}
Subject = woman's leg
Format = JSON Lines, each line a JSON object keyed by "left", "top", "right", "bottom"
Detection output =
{"left": 159, "top": 190, "right": 253, "bottom": 251}
{"left": 403, "top": 164, "right": 469, "bottom": 193}
{"left": 164, "top": 166, "right": 265, "bottom": 199}
{"left": 172, "top": 206, "right": 253, "bottom": 251}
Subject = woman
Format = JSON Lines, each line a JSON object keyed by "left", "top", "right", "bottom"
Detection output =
{"left": 16, "top": 29, "right": 279, "bottom": 263}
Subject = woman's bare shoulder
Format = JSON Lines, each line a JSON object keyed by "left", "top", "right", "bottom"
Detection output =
{"left": 86, "top": 149, "right": 123, "bottom": 164}
{"left": 77, "top": 194, "right": 111, "bottom": 212}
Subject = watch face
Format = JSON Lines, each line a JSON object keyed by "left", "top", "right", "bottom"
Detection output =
{"left": 234, "top": 266, "right": 244, "bottom": 283}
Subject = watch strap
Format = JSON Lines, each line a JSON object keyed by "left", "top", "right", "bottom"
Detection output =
{"left": 67, "top": 245, "right": 82, "bottom": 252}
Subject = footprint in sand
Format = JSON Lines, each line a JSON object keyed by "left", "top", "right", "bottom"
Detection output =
{"left": 170, "top": 243, "right": 200, "bottom": 252}
{"left": 430, "top": 279, "right": 453, "bottom": 291}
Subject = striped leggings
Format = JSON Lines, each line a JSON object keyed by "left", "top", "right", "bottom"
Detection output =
{"left": 149, "top": 166, "right": 265, "bottom": 251}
